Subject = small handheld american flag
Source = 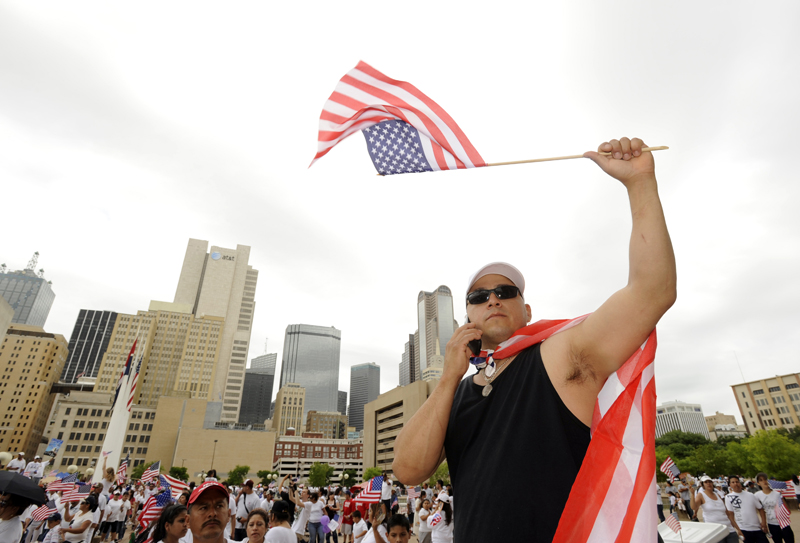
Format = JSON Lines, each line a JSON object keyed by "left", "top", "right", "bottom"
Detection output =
{"left": 665, "top": 513, "right": 681, "bottom": 534}
{"left": 141, "top": 461, "right": 161, "bottom": 483}
{"left": 353, "top": 476, "right": 383, "bottom": 504}
{"left": 659, "top": 457, "right": 680, "bottom": 482}
{"left": 777, "top": 501, "right": 792, "bottom": 529}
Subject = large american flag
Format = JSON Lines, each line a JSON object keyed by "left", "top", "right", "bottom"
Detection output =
{"left": 62, "top": 484, "right": 91, "bottom": 503}
{"left": 311, "top": 62, "right": 485, "bottom": 175}
{"left": 354, "top": 476, "right": 383, "bottom": 505}
{"left": 476, "top": 316, "right": 660, "bottom": 542}
{"left": 127, "top": 355, "right": 142, "bottom": 411}
{"left": 777, "top": 500, "right": 792, "bottom": 529}
{"left": 162, "top": 473, "right": 190, "bottom": 499}
{"left": 141, "top": 461, "right": 160, "bottom": 483}
{"left": 31, "top": 500, "right": 58, "bottom": 521}
{"left": 139, "top": 491, "right": 173, "bottom": 530}
{"left": 659, "top": 457, "right": 680, "bottom": 483}
{"left": 117, "top": 454, "right": 129, "bottom": 485}
{"left": 769, "top": 479, "right": 795, "bottom": 499}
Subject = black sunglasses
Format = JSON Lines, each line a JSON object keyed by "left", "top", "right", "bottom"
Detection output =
{"left": 466, "top": 285, "right": 520, "bottom": 305}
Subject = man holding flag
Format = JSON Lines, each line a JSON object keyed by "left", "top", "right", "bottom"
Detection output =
{"left": 393, "top": 137, "right": 677, "bottom": 542}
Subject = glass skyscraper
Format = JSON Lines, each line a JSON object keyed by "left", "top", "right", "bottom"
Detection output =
{"left": 279, "top": 324, "right": 341, "bottom": 417}
{"left": 415, "top": 286, "right": 457, "bottom": 380}
{"left": 348, "top": 362, "right": 380, "bottom": 431}
{"left": 238, "top": 353, "right": 277, "bottom": 425}
{"left": 62, "top": 310, "right": 118, "bottom": 383}
{"left": 0, "top": 269, "right": 55, "bottom": 327}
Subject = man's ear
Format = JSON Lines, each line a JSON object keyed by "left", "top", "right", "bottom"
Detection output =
{"left": 525, "top": 304, "right": 532, "bottom": 323}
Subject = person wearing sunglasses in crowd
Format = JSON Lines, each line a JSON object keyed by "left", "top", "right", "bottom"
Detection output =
{"left": 62, "top": 496, "right": 96, "bottom": 542}
{"left": 393, "top": 137, "right": 677, "bottom": 542}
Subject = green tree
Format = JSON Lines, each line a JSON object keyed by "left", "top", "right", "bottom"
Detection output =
{"left": 363, "top": 467, "right": 383, "bottom": 481}
{"left": 340, "top": 469, "right": 359, "bottom": 487}
{"left": 257, "top": 470, "right": 280, "bottom": 486}
{"left": 716, "top": 435, "right": 745, "bottom": 447}
{"left": 169, "top": 467, "right": 189, "bottom": 482}
{"left": 308, "top": 463, "right": 334, "bottom": 487}
{"left": 744, "top": 430, "right": 800, "bottom": 480}
{"left": 225, "top": 465, "right": 251, "bottom": 486}
{"left": 726, "top": 441, "right": 755, "bottom": 476}
{"left": 428, "top": 461, "right": 450, "bottom": 487}
{"left": 655, "top": 430, "right": 710, "bottom": 448}
{"left": 689, "top": 444, "right": 729, "bottom": 476}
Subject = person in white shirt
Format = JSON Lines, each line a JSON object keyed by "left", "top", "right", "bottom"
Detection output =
{"left": 755, "top": 472, "right": 795, "bottom": 543}
{"left": 725, "top": 475, "right": 768, "bottom": 543}
{"left": 262, "top": 500, "right": 295, "bottom": 543}
{"left": 351, "top": 511, "right": 368, "bottom": 543}
{"left": 101, "top": 491, "right": 124, "bottom": 542}
{"left": 40, "top": 513, "right": 63, "bottom": 543}
{"left": 362, "top": 504, "right": 388, "bottom": 543}
{"left": 291, "top": 487, "right": 311, "bottom": 540}
{"left": 428, "top": 496, "right": 453, "bottom": 543}
{"left": 417, "top": 499, "right": 432, "bottom": 543}
{"left": 5, "top": 452, "right": 26, "bottom": 473}
{"left": 260, "top": 491, "right": 274, "bottom": 513}
{"left": 293, "top": 490, "right": 325, "bottom": 543}
{"left": 23, "top": 456, "right": 41, "bottom": 479}
{"left": 380, "top": 477, "right": 392, "bottom": 519}
{"left": 235, "top": 479, "right": 262, "bottom": 540}
{"left": 690, "top": 476, "right": 737, "bottom": 543}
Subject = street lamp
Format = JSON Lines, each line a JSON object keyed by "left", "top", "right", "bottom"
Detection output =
{"left": 211, "top": 440, "right": 218, "bottom": 469}
{"left": 182, "top": 459, "right": 186, "bottom": 467}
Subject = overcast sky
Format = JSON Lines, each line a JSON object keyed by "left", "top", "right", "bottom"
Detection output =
{"left": 2, "top": 2, "right": 799, "bottom": 422}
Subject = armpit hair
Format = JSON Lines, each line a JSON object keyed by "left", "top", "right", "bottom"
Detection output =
{"left": 565, "top": 347, "right": 598, "bottom": 384}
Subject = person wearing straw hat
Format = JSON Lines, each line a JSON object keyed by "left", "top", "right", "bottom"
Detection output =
{"left": 393, "top": 137, "right": 677, "bottom": 542}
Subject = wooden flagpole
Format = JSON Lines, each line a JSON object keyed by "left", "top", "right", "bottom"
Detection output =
{"left": 485, "top": 146, "right": 669, "bottom": 168}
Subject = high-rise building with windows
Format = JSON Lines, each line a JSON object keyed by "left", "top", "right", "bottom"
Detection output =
{"left": 414, "top": 287, "right": 457, "bottom": 382}
{"left": 238, "top": 354, "right": 277, "bottom": 426}
{"left": 0, "top": 324, "right": 68, "bottom": 457}
{"left": 61, "top": 310, "right": 118, "bottom": 383}
{"left": 273, "top": 383, "right": 306, "bottom": 435}
{"left": 279, "top": 325, "right": 341, "bottom": 417}
{"left": 399, "top": 334, "right": 416, "bottom": 387}
{"left": 338, "top": 391, "right": 348, "bottom": 416}
{"left": 0, "top": 258, "right": 55, "bottom": 327}
{"left": 348, "top": 362, "right": 380, "bottom": 431}
{"left": 173, "top": 239, "right": 258, "bottom": 422}
{"left": 732, "top": 374, "right": 800, "bottom": 434}
{"left": 655, "top": 400, "right": 710, "bottom": 439}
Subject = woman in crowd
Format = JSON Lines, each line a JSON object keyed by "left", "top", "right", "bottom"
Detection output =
{"left": 755, "top": 473, "right": 795, "bottom": 543}
{"left": 239, "top": 508, "right": 269, "bottom": 543}
{"left": 178, "top": 491, "right": 191, "bottom": 506}
{"left": 689, "top": 476, "right": 738, "bottom": 543}
{"left": 0, "top": 492, "right": 36, "bottom": 542}
{"left": 149, "top": 504, "right": 189, "bottom": 543}
{"left": 294, "top": 490, "right": 325, "bottom": 543}
{"left": 264, "top": 501, "right": 296, "bottom": 543}
{"left": 62, "top": 496, "right": 96, "bottom": 543}
{"left": 100, "top": 456, "right": 117, "bottom": 497}
{"left": 416, "top": 498, "right": 432, "bottom": 543}
{"left": 325, "top": 489, "right": 340, "bottom": 543}
{"left": 428, "top": 496, "right": 453, "bottom": 543}
{"left": 362, "top": 503, "right": 388, "bottom": 543}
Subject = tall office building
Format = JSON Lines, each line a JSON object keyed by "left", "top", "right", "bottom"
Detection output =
{"left": 93, "top": 302, "right": 224, "bottom": 408}
{"left": 173, "top": 239, "right": 259, "bottom": 422}
{"left": 655, "top": 400, "right": 710, "bottom": 439}
{"left": 251, "top": 353, "right": 278, "bottom": 375}
{"left": 349, "top": 362, "right": 380, "bottom": 431}
{"left": 732, "top": 373, "right": 800, "bottom": 434}
{"left": 0, "top": 255, "right": 56, "bottom": 327}
{"left": 279, "top": 325, "right": 341, "bottom": 416}
{"left": 414, "top": 286, "right": 457, "bottom": 382}
{"left": 239, "top": 370, "right": 274, "bottom": 425}
{"left": 399, "top": 334, "right": 416, "bottom": 387}
{"left": 61, "top": 310, "right": 118, "bottom": 383}
{"left": 0, "top": 324, "right": 68, "bottom": 457}
{"left": 338, "top": 391, "right": 348, "bottom": 416}
{"left": 0, "top": 297, "right": 13, "bottom": 345}
{"left": 273, "top": 383, "right": 306, "bottom": 435}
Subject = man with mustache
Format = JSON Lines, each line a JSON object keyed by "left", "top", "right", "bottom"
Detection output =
{"left": 188, "top": 480, "right": 235, "bottom": 543}
{"left": 393, "top": 137, "right": 677, "bottom": 542}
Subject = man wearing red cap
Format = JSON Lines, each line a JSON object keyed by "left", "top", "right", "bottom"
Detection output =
{"left": 393, "top": 137, "right": 677, "bottom": 542}
{"left": 187, "top": 481, "right": 235, "bottom": 543}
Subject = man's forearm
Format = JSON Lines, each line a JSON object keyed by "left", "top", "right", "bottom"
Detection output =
{"left": 392, "top": 376, "right": 460, "bottom": 484}
{"left": 626, "top": 175, "right": 677, "bottom": 307}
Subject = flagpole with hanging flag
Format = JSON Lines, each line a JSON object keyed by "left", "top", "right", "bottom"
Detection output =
{"left": 310, "top": 61, "right": 668, "bottom": 176}
{"left": 92, "top": 334, "right": 141, "bottom": 484}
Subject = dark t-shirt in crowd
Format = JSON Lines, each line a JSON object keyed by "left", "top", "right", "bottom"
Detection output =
{"left": 444, "top": 342, "right": 591, "bottom": 542}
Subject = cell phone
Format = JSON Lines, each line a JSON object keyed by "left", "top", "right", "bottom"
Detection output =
{"left": 464, "top": 317, "right": 482, "bottom": 356}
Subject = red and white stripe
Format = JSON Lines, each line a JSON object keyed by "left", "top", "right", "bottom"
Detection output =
{"left": 777, "top": 501, "right": 792, "bottom": 529}
{"left": 665, "top": 514, "right": 681, "bottom": 534}
{"left": 493, "top": 317, "right": 658, "bottom": 543}
{"left": 162, "top": 474, "right": 190, "bottom": 498}
{"left": 127, "top": 357, "right": 140, "bottom": 412}
{"left": 312, "top": 61, "right": 485, "bottom": 172}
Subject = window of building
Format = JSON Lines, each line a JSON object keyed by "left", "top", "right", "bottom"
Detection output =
{"left": 754, "top": 389, "right": 764, "bottom": 395}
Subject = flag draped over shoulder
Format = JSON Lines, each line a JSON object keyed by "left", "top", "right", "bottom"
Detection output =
{"left": 311, "top": 61, "right": 485, "bottom": 175}
{"left": 354, "top": 475, "right": 383, "bottom": 504}
{"left": 475, "top": 316, "right": 659, "bottom": 543}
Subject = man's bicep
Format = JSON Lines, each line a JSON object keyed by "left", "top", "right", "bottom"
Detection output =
{"left": 572, "top": 285, "right": 667, "bottom": 379}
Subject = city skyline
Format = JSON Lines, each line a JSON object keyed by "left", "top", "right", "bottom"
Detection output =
{"left": 2, "top": 3, "right": 799, "bottom": 421}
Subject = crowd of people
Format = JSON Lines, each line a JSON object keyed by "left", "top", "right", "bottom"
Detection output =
{"left": 659, "top": 474, "right": 798, "bottom": 543}
{"left": 0, "top": 461, "right": 451, "bottom": 543}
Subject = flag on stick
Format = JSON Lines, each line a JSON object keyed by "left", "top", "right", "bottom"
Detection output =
{"left": 660, "top": 457, "right": 680, "bottom": 482}
{"left": 353, "top": 476, "right": 383, "bottom": 504}
{"left": 312, "top": 61, "right": 485, "bottom": 175}
{"left": 31, "top": 500, "right": 58, "bottom": 521}
{"left": 407, "top": 486, "right": 421, "bottom": 501}
{"left": 665, "top": 513, "right": 682, "bottom": 534}
{"left": 777, "top": 500, "right": 792, "bottom": 529}
{"left": 162, "top": 474, "right": 190, "bottom": 499}
{"left": 117, "top": 454, "right": 129, "bottom": 485}
{"left": 139, "top": 491, "right": 173, "bottom": 530}
{"left": 62, "top": 484, "right": 90, "bottom": 503}
{"left": 141, "top": 461, "right": 161, "bottom": 483}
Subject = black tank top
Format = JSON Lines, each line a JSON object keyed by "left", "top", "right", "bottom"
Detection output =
{"left": 444, "top": 342, "right": 590, "bottom": 542}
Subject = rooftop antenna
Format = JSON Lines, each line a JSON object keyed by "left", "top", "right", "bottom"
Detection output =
{"left": 733, "top": 351, "right": 746, "bottom": 382}
{"left": 37, "top": 268, "right": 45, "bottom": 278}
{"left": 264, "top": 338, "right": 269, "bottom": 354}
{"left": 0, "top": 264, "right": 6, "bottom": 274}
{"left": 25, "top": 252, "right": 39, "bottom": 271}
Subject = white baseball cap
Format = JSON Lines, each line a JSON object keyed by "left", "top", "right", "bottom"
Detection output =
{"left": 466, "top": 262, "right": 525, "bottom": 298}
